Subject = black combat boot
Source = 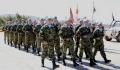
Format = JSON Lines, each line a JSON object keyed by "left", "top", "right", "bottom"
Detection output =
{"left": 57, "top": 56, "right": 61, "bottom": 61}
{"left": 37, "top": 48, "right": 40, "bottom": 56}
{"left": 24, "top": 45, "right": 26, "bottom": 51}
{"left": 41, "top": 58, "right": 44, "bottom": 67}
{"left": 32, "top": 46, "right": 36, "bottom": 54}
{"left": 8, "top": 41, "right": 9, "bottom": 45}
{"left": 68, "top": 50, "right": 71, "bottom": 55}
{"left": 104, "top": 57, "right": 111, "bottom": 63}
{"left": 62, "top": 58, "right": 66, "bottom": 66}
{"left": 18, "top": 44, "right": 21, "bottom": 50}
{"left": 14, "top": 43, "right": 17, "bottom": 48}
{"left": 10, "top": 42, "right": 12, "bottom": 46}
{"left": 89, "top": 59, "right": 96, "bottom": 66}
{"left": 57, "top": 54, "right": 61, "bottom": 61}
{"left": 73, "top": 58, "right": 79, "bottom": 67}
{"left": 52, "top": 59, "right": 59, "bottom": 69}
{"left": 79, "top": 58, "right": 83, "bottom": 64}
{"left": 26, "top": 45, "right": 29, "bottom": 52}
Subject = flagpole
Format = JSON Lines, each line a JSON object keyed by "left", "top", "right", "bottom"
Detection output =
{"left": 92, "top": 0, "right": 95, "bottom": 24}
{"left": 92, "top": 0, "right": 94, "bottom": 24}
{"left": 76, "top": 3, "right": 78, "bottom": 22}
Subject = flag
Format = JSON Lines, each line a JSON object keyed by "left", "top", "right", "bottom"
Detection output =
{"left": 68, "top": 8, "right": 74, "bottom": 23}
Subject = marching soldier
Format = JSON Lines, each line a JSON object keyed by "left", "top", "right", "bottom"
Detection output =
{"left": 16, "top": 19, "right": 24, "bottom": 50}
{"left": 30, "top": 21, "right": 37, "bottom": 54}
{"left": 76, "top": 20, "right": 96, "bottom": 66}
{"left": 12, "top": 21, "right": 18, "bottom": 48}
{"left": 22, "top": 20, "right": 33, "bottom": 52}
{"left": 93, "top": 23, "right": 111, "bottom": 63}
{"left": 59, "top": 21, "right": 79, "bottom": 67}
{"left": 34, "top": 19, "right": 44, "bottom": 55}
{"left": 6, "top": 21, "right": 12, "bottom": 45}
{"left": 9, "top": 23, "right": 14, "bottom": 46}
{"left": 53, "top": 17, "right": 62, "bottom": 61}
{"left": 40, "top": 18, "right": 59, "bottom": 69}
{"left": 2, "top": 24, "right": 7, "bottom": 44}
{"left": 74, "top": 20, "right": 83, "bottom": 58}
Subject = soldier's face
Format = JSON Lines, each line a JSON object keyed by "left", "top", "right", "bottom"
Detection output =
{"left": 48, "top": 20, "right": 53, "bottom": 24}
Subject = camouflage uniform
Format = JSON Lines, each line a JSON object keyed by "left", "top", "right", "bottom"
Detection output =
{"left": 22, "top": 24, "right": 33, "bottom": 52}
{"left": 9, "top": 25, "right": 14, "bottom": 46}
{"left": 74, "top": 24, "right": 82, "bottom": 58}
{"left": 6, "top": 25, "right": 10, "bottom": 45}
{"left": 30, "top": 25, "right": 36, "bottom": 53}
{"left": 76, "top": 27, "right": 96, "bottom": 66}
{"left": 12, "top": 24, "right": 18, "bottom": 48}
{"left": 90, "top": 24, "right": 96, "bottom": 48}
{"left": 2, "top": 25, "right": 7, "bottom": 44}
{"left": 59, "top": 23, "right": 78, "bottom": 67}
{"left": 16, "top": 24, "right": 24, "bottom": 49}
{"left": 34, "top": 24, "right": 43, "bottom": 55}
{"left": 53, "top": 23, "right": 62, "bottom": 61}
{"left": 40, "top": 22, "right": 59, "bottom": 69}
{"left": 93, "top": 26, "right": 111, "bottom": 63}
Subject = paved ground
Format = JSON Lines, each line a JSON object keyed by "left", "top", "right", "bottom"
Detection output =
{"left": 0, "top": 32, "right": 120, "bottom": 70}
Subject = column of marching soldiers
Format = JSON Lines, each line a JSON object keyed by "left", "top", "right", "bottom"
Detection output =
{"left": 2, "top": 17, "right": 111, "bottom": 69}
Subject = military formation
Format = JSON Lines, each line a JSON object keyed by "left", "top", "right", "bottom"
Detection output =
{"left": 2, "top": 17, "right": 111, "bottom": 69}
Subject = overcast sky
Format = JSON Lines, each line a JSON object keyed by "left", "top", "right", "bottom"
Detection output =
{"left": 0, "top": 0, "right": 120, "bottom": 24}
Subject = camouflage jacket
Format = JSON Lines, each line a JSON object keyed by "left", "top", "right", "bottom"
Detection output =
{"left": 40, "top": 24, "right": 56, "bottom": 42}
{"left": 59, "top": 25, "right": 74, "bottom": 39}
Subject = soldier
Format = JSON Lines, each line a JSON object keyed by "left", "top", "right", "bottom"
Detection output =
{"left": 2, "top": 23, "right": 10, "bottom": 44}
{"left": 16, "top": 19, "right": 24, "bottom": 50}
{"left": 93, "top": 23, "right": 111, "bottom": 63}
{"left": 9, "top": 23, "right": 14, "bottom": 46}
{"left": 53, "top": 17, "right": 62, "bottom": 61}
{"left": 40, "top": 18, "right": 59, "bottom": 69}
{"left": 34, "top": 19, "right": 44, "bottom": 55}
{"left": 2, "top": 25, "right": 7, "bottom": 44}
{"left": 6, "top": 21, "right": 12, "bottom": 45}
{"left": 22, "top": 19, "right": 33, "bottom": 52}
{"left": 76, "top": 20, "right": 96, "bottom": 66}
{"left": 12, "top": 21, "right": 18, "bottom": 48}
{"left": 30, "top": 21, "right": 37, "bottom": 54}
{"left": 59, "top": 21, "right": 79, "bottom": 67}
{"left": 90, "top": 23, "right": 96, "bottom": 48}
{"left": 74, "top": 20, "right": 83, "bottom": 58}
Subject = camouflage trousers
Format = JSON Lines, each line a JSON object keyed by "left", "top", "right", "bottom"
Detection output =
{"left": 35, "top": 33, "right": 41, "bottom": 54}
{"left": 17, "top": 32, "right": 24, "bottom": 45}
{"left": 61, "top": 38, "right": 75, "bottom": 59}
{"left": 9, "top": 31, "right": 14, "bottom": 46}
{"left": 24, "top": 31, "right": 31, "bottom": 46}
{"left": 54, "top": 37, "right": 61, "bottom": 57}
{"left": 30, "top": 32, "right": 36, "bottom": 47}
{"left": 41, "top": 41, "right": 55, "bottom": 60}
{"left": 93, "top": 38, "right": 106, "bottom": 59}
{"left": 4, "top": 31, "right": 6, "bottom": 44}
{"left": 13, "top": 32, "right": 18, "bottom": 46}
{"left": 79, "top": 40, "right": 94, "bottom": 60}
{"left": 36, "top": 34, "right": 41, "bottom": 49}
{"left": 6, "top": 31, "right": 10, "bottom": 45}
